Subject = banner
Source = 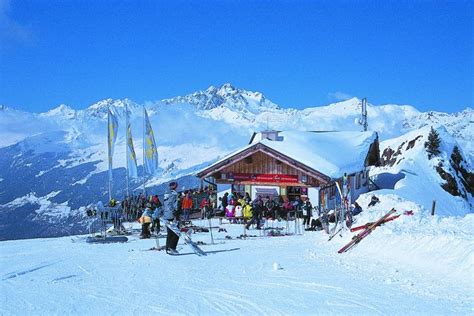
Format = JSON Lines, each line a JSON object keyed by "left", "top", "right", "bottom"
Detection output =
{"left": 224, "top": 173, "right": 299, "bottom": 183}
{"left": 126, "top": 113, "right": 138, "bottom": 178}
{"left": 107, "top": 107, "right": 118, "bottom": 177}
{"left": 143, "top": 108, "right": 158, "bottom": 175}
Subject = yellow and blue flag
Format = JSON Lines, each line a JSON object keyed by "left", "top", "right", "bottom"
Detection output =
{"left": 107, "top": 107, "right": 118, "bottom": 177}
{"left": 144, "top": 108, "right": 158, "bottom": 175}
{"left": 126, "top": 114, "right": 138, "bottom": 178}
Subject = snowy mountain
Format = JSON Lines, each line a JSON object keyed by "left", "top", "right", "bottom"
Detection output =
{"left": 39, "top": 104, "right": 77, "bottom": 120}
{"left": 161, "top": 83, "right": 280, "bottom": 112}
{"left": 0, "top": 83, "right": 472, "bottom": 240}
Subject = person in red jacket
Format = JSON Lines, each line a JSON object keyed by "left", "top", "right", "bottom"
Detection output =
{"left": 181, "top": 191, "right": 193, "bottom": 222}
{"left": 282, "top": 197, "right": 294, "bottom": 219}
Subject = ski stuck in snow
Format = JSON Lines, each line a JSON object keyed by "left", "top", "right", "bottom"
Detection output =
{"left": 338, "top": 208, "right": 397, "bottom": 254}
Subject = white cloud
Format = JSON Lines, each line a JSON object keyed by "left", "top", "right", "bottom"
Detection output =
{"left": 328, "top": 91, "right": 353, "bottom": 101}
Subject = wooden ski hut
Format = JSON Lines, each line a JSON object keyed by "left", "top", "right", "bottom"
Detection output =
{"left": 197, "top": 130, "right": 379, "bottom": 207}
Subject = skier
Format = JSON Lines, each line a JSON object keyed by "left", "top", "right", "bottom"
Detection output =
{"left": 181, "top": 191, "right": 193, "bottom": 222}
{"left": 246, "top": 196, "right": 263, "bottom": 230}
{"left": 368, "top": 195, "right": 380, "bottom": 207}
{"left": 225, "top": 202, "right": 235, "bottom": 219}
{"left": 351, "top": 202, "right": 363, "bottom": 216}
{"left": 282, "top": 197, "right": 294, "bottom": 219}
{"left": 234, "top": 203, "right": 243, "bottom": 223}
{"left": 151, "top": 204, "right": 161, "bottom": 234}
{"left": 302, "top": 198, "right": 313, "bottom": 228}
{"left": 264, "top": 196, "right": 276, "bottom": 218}
{"left": 242, "top": 202, "right": 253, "bottom": 221}
{"left": 293, "top": 196, "right": 303, "bottom": 214}
{"left": 163, "top": 181, "right": 180, "bottom": 255}
{"left": 244, "top": 192, "right": 252, "bottom": 204}
{"left": 221, "top": 192, "right": 229, "bottom": 211}
{"left": 139, "top": 204, "right": 153, "bottom": 239}
{"left": 208, "top": 190, "right": 217, "bottom": 210}
{"left": 199, "top": 197, "right": 210, "bottom": 219}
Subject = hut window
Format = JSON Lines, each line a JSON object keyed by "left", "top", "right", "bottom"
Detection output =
{"left": 232, "top": 184, "right": 246, "bottom": 197}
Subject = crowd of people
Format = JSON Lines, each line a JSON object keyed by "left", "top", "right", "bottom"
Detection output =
{"left": 87, "top": 183, "right": 368, "bottom": 254}
{"left": 217, "top": 192, "right": 314, "bottom": 230}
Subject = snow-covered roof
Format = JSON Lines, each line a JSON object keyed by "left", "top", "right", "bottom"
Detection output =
{"left": 255, "top": 131, "right": 377, "bottom": 178}
{"left": 198, "top": 130, "right": 377, "bottom": 179}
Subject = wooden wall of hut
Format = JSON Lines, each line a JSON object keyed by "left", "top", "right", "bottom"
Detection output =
{"left": 219, "top": 151, "right": 320, "bottom": 186}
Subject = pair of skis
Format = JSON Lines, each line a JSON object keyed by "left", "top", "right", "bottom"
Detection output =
{"left": 338, "top": 208, "right": 397, "bottom": 254}
{"left": 164, "top": 221, "right": 207, "bottom": 256}
{"left": 329, "top": 182, "right": 352, "bottom": 239}
{"left": 349, "top": 210, "right": 414, "bottom": 232}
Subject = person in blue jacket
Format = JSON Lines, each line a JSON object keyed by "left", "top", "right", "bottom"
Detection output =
{"left": 162, "top": 181, "right": 179, "bottom": 255}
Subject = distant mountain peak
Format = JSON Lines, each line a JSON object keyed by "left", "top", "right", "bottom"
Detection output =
{"left": 162, "top": 83, "right": 280, "bottom": 112}
{"left": 85, "top": 98, "right": 139, "bottom": 118}
{"left": 87, "top": 98, "right": 136, "bottom": 110}
{"left": 40, "top": 104, "right": 76, "bottom": 119}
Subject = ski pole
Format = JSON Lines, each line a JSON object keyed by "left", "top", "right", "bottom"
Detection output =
{"left": 208, "top": 217, "right": 215, "bottom": 244}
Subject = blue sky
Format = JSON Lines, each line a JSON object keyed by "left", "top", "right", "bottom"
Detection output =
{"left": 0, "top": 0, "right": 472, "bottom": 113}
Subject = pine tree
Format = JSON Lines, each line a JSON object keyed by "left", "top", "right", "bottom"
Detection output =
{"left": 425, "top": 127, "right": 441, "bottom": 159}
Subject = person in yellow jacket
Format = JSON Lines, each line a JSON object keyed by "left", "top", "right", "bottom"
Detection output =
{"left": 242, "top": 203, "right": 253, "bottom": 220}
{"left": 139, "top": 205, "right": 153, "bottom": 239}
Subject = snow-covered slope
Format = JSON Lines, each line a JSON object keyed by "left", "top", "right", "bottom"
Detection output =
{"left": 0, "top": 83, "right": 472, "bottom": 240}
{"left": 365, "top": 125, "right": 473, "bottom": 216}
{"left": 0, "top": 218, "right": 472, "bottom": 314}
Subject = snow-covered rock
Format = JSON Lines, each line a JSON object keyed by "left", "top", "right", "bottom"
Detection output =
{"left": 363, "top": 125, "right": 473, "bottom": 216}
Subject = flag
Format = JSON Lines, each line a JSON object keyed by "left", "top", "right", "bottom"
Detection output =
{"left": 143, "top": 108, "right": 158, "bottom": 175}
{"left": 126, "top": 114, "right": 138, "bottom": 178}
{"left": 107, "top": 107, "right": 119, "bottom": 177}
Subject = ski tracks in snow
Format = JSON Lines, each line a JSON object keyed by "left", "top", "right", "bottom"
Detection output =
{"left": 180, "top": 286, "right": 282, "bottom": 315}
{"left": 1, "top": 261, "right": 59, "bottom": 281}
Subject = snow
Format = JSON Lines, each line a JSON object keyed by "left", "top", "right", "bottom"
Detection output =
{"left": 1, "top": 218, "right": 472, "bottom": 314}
{"left": 3, "top": 191, "right": 73, "bottom": 222}
{"left": 162, "top": 83, "right": 280, "bottom": 113}
{"left": 1, "top": 84, "right": 472, "bottom": 242}
{"left": 39, "top": 104, "right": 76, "bottom": 119}
{"left": 199, "top": 131, "right": 376, "bottom": 180}
{"left": 258, "top": 131, "right": 377, "bottom": 178}
{"left": 1, "top": 85, "right": 472, "bottom": 311}
{"left": 367, "top": 125, "right": 473, "bottom": 216}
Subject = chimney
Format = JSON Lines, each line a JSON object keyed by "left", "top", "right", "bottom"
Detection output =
{"left": 261, "top": 130, "right": 283, "bottom": 141}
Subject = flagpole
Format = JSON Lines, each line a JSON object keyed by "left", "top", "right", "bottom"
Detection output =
{"left": 125, "top": 104, "right": 130, "bottom": 198}
{"left": 107, "top": 105, "right": 112, "bottom": 203}
{"left": 142, "top": 106, "right": 146, "bottom": 196}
